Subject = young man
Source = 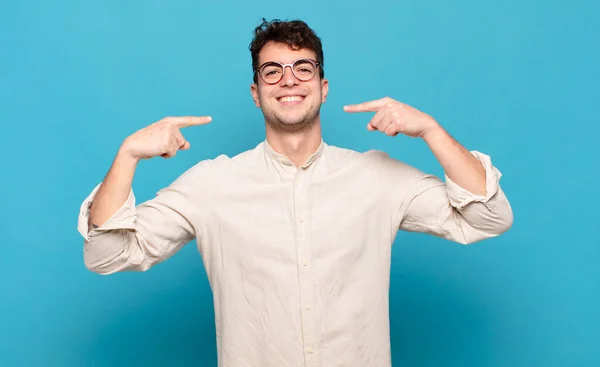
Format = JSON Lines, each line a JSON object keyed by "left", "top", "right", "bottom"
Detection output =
{"left": 78, "top": 19, "right": 512, "bottom": 367}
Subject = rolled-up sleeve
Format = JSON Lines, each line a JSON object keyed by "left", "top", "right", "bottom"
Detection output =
{"left": 393, "top": 151, "right": 513, "bottom": 244}
{"left": 77, "top": 161, "right": 212, "bottom": 275}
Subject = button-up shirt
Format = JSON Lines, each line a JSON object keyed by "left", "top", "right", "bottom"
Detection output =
{"left": 77, "top": 139, "right": 513, "bottom": 366}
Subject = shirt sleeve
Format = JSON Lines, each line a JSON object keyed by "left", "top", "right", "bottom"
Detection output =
{"left": 385, "top": 150, "right": 513, "bottom": 244}
{"left": 77, "top": 160, "right": 212, "bottom": 274}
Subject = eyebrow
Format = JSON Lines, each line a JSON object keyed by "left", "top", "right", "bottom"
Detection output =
{"left": 258, "top": 58, "right": 316, "bottom": 69}
{"left": 259, "top": 61, "right": 281, "bottom": 68}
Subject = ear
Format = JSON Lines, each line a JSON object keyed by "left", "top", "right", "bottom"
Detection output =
{"left": 250, "top": 83, "right": 261, "bottom": 108}
{"left": 321, "top": 78, "right": 329, "bottom": 103}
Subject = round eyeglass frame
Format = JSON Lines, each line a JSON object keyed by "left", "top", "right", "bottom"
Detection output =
{"left": 254, "top": 58, "right": 321, "bottom": 85}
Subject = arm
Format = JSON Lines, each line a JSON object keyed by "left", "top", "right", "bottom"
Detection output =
{"left": 421, "top": 125, "right": 486, "bottom": 196}
{"left": 345, "top": 97, "right": 513, "bottom": 243}
{"left": 395, "top": 151, "right": 512, "bottom": 244}
{"left": 88, "top": 151, "right": 138, "bottom": 230}
{"left": 78, "top": 116, "right": 212, "bottom": 274}
{"left": 78, "top": 164, "right": 205, "bottom": 274}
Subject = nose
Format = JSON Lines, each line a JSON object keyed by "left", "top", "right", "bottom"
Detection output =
{"left": 279, "top": 65, "right": 299, "bottom": 87}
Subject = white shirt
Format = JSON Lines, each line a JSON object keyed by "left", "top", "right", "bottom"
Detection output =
{"left": 78, "top": 139, "right": 513, "bottom": 366}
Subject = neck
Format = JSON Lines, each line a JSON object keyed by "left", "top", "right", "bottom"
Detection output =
{"left": 265, "top": 122, "right": 322, "bottom": 168}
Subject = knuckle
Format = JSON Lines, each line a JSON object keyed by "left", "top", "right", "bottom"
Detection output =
{"left": 165, "top": 124, "right": 177, "bottom": 135}
{"left": 165, "top": 147, "right": 176, "bottom": 157}
{"left": 159, "top": 116, "right": 173, "bottom": 125}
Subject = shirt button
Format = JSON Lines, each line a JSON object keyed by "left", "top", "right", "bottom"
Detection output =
{"left": 308, "top": 349, "right": 314, "bottom": 355}
{"left": 303, "top": 261, "right": 309, "bottom": 267}
{"left": 299, "top": 218, "right": 304, "bottom": 223}
{"left": 306, "top": 305, "right": 311, "bottom": 310}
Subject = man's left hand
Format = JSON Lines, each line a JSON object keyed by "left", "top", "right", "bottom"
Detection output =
{"left": 344, "top": 97, "right": 439, "bottom": 138}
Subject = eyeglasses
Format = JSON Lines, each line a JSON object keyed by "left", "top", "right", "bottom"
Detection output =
{"left": 255, "top": 58, "right": 320, "bottom": 84}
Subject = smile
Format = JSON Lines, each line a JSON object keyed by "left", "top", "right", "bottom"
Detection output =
{"left": 277, "top": 95, "right": 305, "bottom": 103}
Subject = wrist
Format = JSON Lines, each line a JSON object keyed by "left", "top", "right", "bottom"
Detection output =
{"left": 420, "top": 120, "right": 446, "bottom": 142}
{"left": 116, "top": 145, "right": 141, "bottom": 166}
{"left": 117, "top": 140, "right": 141, "bottom": 164}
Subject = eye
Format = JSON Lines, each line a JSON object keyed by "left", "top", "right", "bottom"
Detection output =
{"left": 294, "top": 61, "right": 316, "bottom": 75}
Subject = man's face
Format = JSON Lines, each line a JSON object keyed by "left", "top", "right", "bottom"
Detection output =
{"left": 251, "top": 41, "right": 329, "bottom": 133}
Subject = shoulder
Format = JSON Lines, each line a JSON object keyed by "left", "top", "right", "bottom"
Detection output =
{"left": 326, "top": 144, "right": 422, "bottom": 176}
{"left": 319, "top": 144, "right": 372, "bottom": 170}
{"left": 184, "top": 142, "right": 263, "bottom": 175}
{"left": 323, "top": 144, "right": 399, "bottom": 163}
{"left": 229, "top": 142, "right": 265, "bottom": 165}
{"left": 331, "top": 145, "right": 432, "bottom": 193}
{"left": 161, "top": 154, "right": 229, "bottom": 197}
{"left": 366, "top": 149, "right": 425, "bottom": 178}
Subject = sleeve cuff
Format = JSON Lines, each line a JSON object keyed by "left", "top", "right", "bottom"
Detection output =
{"left": 77, "top": 183, "right": 137, "bottom": 241}
{"left": 444, "top": 151, "right": 503, "bottom": 209}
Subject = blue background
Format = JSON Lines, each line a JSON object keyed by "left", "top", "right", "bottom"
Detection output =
{"left": 1, "top": 0, "right": 598, "bottom": 366}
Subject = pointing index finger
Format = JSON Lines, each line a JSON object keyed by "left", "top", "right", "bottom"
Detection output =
{"left": 168, "top": 116, "right": 213, "bottom": 128}
{"left": 343, "top": 98, "right": 388, "bottom": 113}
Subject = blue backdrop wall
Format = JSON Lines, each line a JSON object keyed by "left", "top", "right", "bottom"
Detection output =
{"left": 1, "top": 0, "right": 598, "bottom": 366}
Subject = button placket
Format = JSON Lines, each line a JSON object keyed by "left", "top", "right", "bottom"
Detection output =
{"left": 293, "top": 169, "right": 319, "bottom": 364}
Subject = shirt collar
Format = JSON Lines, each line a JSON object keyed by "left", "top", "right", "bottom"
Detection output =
{"left": 264, "top": 138, "right": 325, "bottom": 169}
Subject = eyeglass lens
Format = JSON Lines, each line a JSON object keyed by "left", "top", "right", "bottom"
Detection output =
{"left": 260, "top": 60, "right": 317, "bottom": 84}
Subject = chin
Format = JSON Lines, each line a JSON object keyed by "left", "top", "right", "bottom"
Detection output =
{"left": 266, "top": 113, "right": 318, "bottom": 133}
{"left": 280, "top": 114, "right": 309, "bottom": 125}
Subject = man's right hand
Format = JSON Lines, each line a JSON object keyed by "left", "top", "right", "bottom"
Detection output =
{"left": 119, "top": 116, "right": 212, "bottom": 161}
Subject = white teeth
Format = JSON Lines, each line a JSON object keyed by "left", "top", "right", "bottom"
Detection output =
{"left": 279, "top": 96, "right": 304, "bottom": 103}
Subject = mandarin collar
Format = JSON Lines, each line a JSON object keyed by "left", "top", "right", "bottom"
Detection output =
{"left": 264, "top": 138, "right": 325, "bottom": 169}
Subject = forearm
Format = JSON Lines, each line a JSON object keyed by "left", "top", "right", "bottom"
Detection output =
{"left": 421, "top": 124, "right": 486, "bottom": 196}
{"left": 89, "top": 149, "right": 139, "bottom": 229}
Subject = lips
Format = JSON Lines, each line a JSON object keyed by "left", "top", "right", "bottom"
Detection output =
{"left": 277, "top": 95, "right": 305, "bottom": 103}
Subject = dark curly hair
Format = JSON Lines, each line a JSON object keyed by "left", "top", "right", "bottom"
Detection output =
{"left": 249, "top": 18, "right": 325, "bottom": 83}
